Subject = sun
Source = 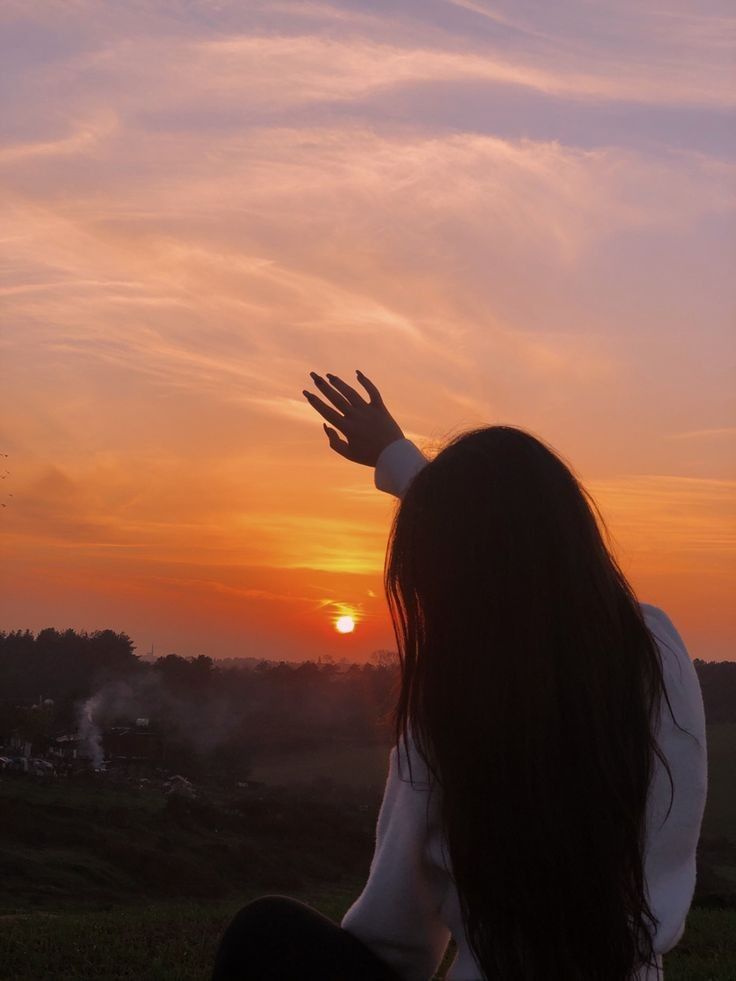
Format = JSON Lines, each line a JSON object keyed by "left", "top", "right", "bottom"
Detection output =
{"left": 335, "top": 615, "right": 356, "bottom": 634}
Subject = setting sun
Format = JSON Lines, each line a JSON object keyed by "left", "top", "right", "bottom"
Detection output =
{"left": 335, "top": 616, "right": 356, "bottom": 634}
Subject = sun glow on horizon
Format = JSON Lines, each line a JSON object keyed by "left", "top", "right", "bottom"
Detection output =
{"left": 335, "top": 615, "right": 356, "bottom": 634}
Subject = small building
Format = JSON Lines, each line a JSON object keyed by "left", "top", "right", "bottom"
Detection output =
{"left": 104, "top": 724, "right": 164, "bottom": 771}
{"left": 49, "top": 733, "right": 83, "bottom": 761}
{"left": 8, "top": 733, "right": 32, "bottom": 759}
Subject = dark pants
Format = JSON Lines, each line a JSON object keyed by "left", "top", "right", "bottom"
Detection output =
{"left": 211, "top": 895, "right": 404, "bottom": 980}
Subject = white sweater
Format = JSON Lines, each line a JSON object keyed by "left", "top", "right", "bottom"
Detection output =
{"left": 341, "top": 438, "right": 709, "bottom": 981}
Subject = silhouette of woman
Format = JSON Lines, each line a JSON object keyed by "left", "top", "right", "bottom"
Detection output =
{"left": 211, "top": 370, "right": 707, "bottom": 981}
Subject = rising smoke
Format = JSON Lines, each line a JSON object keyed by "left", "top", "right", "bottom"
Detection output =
{"left": 78, "top": 691, "right": 106, "bottom": 768}
{"left": 75, "top": 673, "right": 242, "bottom": 765}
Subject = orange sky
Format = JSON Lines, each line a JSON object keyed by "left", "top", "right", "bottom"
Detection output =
{"left": 1, "top": 1, "right": 734, "bottom": 662}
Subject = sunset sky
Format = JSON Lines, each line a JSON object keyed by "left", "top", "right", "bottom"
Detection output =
{"left": 1, "top": 0, "right": 734, "bottom": 662}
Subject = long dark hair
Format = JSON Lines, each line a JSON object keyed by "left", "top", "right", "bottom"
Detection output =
{"left": 385, "top": 425, "right": 680, "bottom": 981}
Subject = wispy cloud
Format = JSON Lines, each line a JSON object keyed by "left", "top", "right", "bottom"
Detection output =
{"left": 588, "top": 474, "right": 736, "bottom": 570}
{"left": 0, "top": 112, "right": 118, "bottom": 164}
{"left": 3, "top": 128, "right": 731, "bottom": 417}
{"left": 39, "top": 26, "right": 735, "bottom": 117}
{"left": 665, "top": 427, "right": 736, "bottom": 441}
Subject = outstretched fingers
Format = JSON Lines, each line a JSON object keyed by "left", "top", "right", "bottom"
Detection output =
{"left": 302, "top": 390, "right": 347, "bottom": 430}
{"left": 324, "top": 373, "right": 367, "bottom": 408}
{"left": 355, "top": 370, "right": 383, "bottom": 406}
{"left": 323, "top": 424, "right": 353, "bottom": 458}
{"left": 309, "top": 372, "right": 353, "bottom": 414}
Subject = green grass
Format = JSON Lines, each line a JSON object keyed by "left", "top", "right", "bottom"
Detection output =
{"left": 0, "top": 722, "right": 732, "bottom": 978}
{"left": 0, "top": 775, "right": 379, "bottom": 913}
{"left": 663, "top": 909, "right": 736, "bottom": 981}
{"left": 0, "top": 897, "right": 734, "bottom": 980}
{"left": 697, "top": 723, "right": 736, "bottom": 908}
{"left": 0, "top": 886, "right": 357, "bottom": 981}
{"left": 701, "top": 724, "right": 736, "bottom": 842}
{"left": 249, "top": 740, "right": 390, "bottom": 791}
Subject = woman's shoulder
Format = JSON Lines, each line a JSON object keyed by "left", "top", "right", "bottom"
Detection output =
{"left": 638, "top": 602, "right": 691, "bottom": 666}
{"left": 637, "top": 602, "right": 706, "bottom": 741}
{"left": 638, "top": 600, "right": 677, "bottom": 634}
{"left": 389, "top": 726, "right": 435, "bottom": 792}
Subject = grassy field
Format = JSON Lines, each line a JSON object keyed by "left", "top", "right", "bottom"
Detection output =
{"left": 0, "top": 776, "right": 379, "bottom": 913}
{"left": 0, "top": 887, "right": 355, "bottom": 981}
{"left": 1, "top": 894, "right": 734, "bottom": 980}
{"left": 255, "top": 724, "right": 736, "bottom": 903}
{"left": 0, "top": 724, "right": 733, "bottom": 979}
{"left": 249, "top": 739, "right": 391, "bottom": 792}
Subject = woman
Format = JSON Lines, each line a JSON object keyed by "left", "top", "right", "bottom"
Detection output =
{"left": 212, "top": 370, "right": 708, "bottom": 981}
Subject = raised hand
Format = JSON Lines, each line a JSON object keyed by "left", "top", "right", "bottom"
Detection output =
{"left": 302, "top": 370, "right": 405, "bottom": 467}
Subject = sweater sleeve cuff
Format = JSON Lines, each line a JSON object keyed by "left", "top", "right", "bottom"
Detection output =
{"left": 375, "top": 438, "right": 429, "bottom": 499}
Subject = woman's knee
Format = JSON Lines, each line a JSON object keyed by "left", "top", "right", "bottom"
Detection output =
{"left": 226, "top": 895, "right": 306, "bottom": 935}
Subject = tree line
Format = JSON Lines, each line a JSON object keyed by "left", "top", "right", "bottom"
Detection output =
{"left": 0, "top": 628, "right": 400, "bottom": 774}
{"left": 0, "top": 628, "right": 733, "bottom": 777}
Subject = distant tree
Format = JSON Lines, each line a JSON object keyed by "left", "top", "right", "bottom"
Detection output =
{"left": 694, "top": 659, "right": 736, "bottom": 723}
{"left": 154, "top": 653, "right": 214, "bottom": 696}
{"left": 370, "top": 649, "right": 399, "bottom": 668}
{"left": 0, "top": 627, "right": 139, "bottom": 702}
{"left": 15, "top": 701, "right": 56, "bottom": 752}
